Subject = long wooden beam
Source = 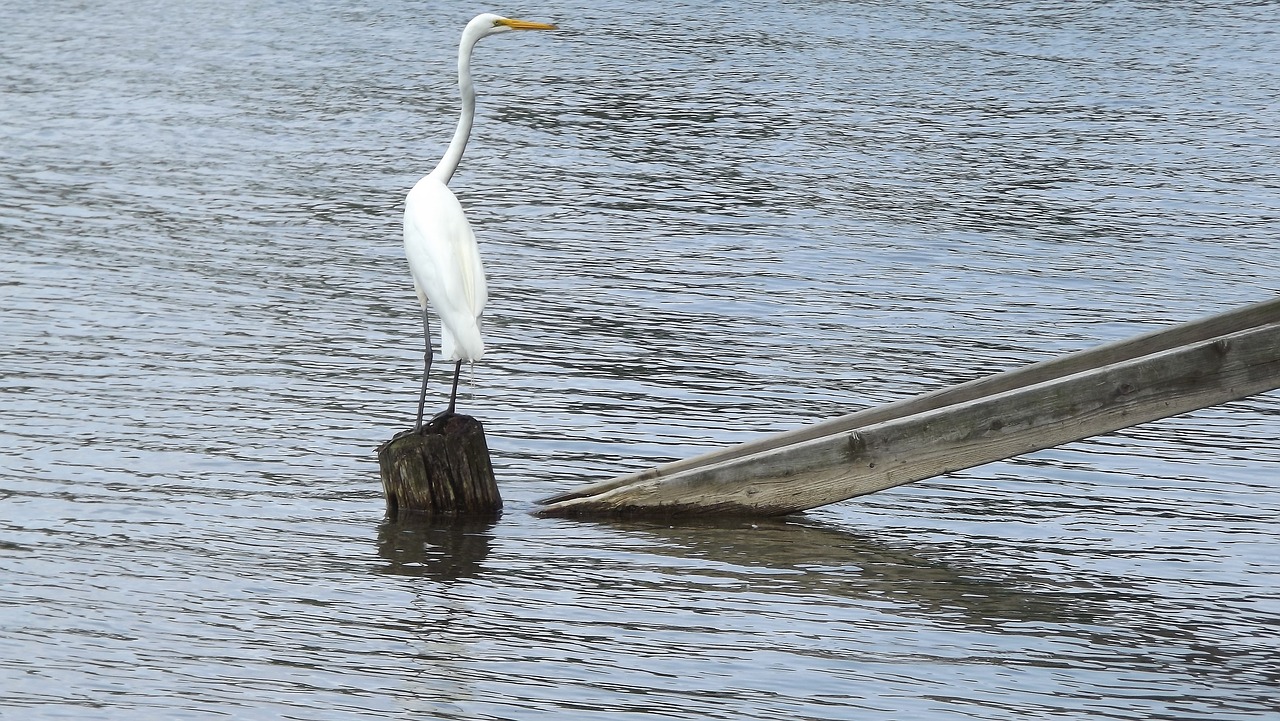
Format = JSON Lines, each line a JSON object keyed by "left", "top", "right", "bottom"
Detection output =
{"left": 542, "top": 295, "right": 1280, "bottom": 507}
{"left": 538, "top": 296, "right": 1280, "bottom": 518}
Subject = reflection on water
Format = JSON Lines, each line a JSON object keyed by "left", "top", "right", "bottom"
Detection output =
{"left": 1, "top": 0, "right": 1278, "bottom": 719}
{"left": 609, "top": 516, "right": 1278, "bottom": 697}
{"left": 377, "top": 516, "right": 497, "bottom": 582}
{"left": 364, "top": 514, "right": 1279, "bottom": 719}
{"left": 605, "top": 516, "right": 1116, "bottom": 628}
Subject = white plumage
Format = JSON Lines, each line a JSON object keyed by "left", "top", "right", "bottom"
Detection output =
{"left": 403, "top": 13, "right": 555, "bottom": 427}
{"left": 404, "top": 174, "right": 487, "bottom": 361}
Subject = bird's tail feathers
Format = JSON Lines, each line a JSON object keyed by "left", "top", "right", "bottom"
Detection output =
{"left": 439, "top": 316, "right": 485, "bottom": 361}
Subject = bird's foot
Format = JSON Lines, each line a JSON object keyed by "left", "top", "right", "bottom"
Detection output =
{"left": 424, "top": 408, "right": 458, "bottom": 432}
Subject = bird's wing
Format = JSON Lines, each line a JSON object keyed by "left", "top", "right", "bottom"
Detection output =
{"left": 404, "top": 177, "right": 487, "bottom": 360}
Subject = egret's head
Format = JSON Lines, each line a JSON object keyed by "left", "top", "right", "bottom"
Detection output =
{"left": 466, "top": 13, "right": 557, "bottom": 42}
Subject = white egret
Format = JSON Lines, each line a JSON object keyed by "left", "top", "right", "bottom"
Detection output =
{"left": 404, "top": 13, "right": 556, "bottom": 430}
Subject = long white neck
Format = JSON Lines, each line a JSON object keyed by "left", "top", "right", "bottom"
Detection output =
{"left": 430, "top": 33, "right": 478, "bottom": 185}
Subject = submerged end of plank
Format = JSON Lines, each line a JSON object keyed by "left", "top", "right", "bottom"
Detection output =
{"left": 536, "top": 492, "right": 788, "bottom": 519}
{"left": 537, "top": 468, "right": 660, "bottom": 507}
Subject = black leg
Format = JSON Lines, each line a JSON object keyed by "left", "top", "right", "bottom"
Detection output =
{"left": 446, "top": 360, "right": 463, "bottom": 415}
{"left": 428, "top": 360, "right": 464, "bottom": 428}
{"left": 415, "top": 306, "right": 432, "bottom": 431}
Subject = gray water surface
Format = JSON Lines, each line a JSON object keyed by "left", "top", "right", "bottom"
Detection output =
{"left": 3, "top": 1, "right": 1279, "bottom": 719}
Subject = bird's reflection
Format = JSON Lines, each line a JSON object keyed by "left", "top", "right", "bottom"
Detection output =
{"left": 375, "top": 513, "right": 497, "bottom": 581}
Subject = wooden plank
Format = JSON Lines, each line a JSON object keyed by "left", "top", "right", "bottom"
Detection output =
{"left": 540, "top": 295, "right": 1280, "bottom": 506}
{"left": 538, "top": 320, "right": 1280, "bottom": 518}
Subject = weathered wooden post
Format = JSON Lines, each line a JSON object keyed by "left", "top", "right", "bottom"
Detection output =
{"left": 377, "top": 414, "right": 501, "bottom": 518}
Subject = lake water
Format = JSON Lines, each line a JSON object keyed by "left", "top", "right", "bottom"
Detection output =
{"left": 2, "top": 0, "right": 1278, "bottom": 718}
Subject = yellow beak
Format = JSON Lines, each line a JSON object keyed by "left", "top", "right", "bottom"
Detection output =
{"left": 497, "top": 18, "right": 557, "bottom": 31}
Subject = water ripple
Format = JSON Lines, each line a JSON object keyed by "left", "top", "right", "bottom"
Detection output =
{"left": 2, "top": 0, "right": 1278, "bottom": 719}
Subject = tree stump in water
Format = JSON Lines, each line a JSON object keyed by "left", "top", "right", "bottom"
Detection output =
{"left": 376, "top": 414, "right": 500, "bottom": 518}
